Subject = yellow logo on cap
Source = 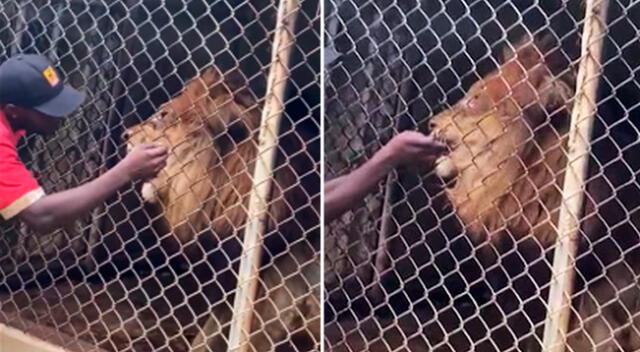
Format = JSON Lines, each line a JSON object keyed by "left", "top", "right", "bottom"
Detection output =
{"left": 43, "top": 66, "right": 59, "bottom": 86}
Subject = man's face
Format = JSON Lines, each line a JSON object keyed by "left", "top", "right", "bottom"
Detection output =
{"left": 4, "top": 105, "right": 62, "bottom": 135}
{"left": 21, "top": 109, "right": 62, "bottom": 135}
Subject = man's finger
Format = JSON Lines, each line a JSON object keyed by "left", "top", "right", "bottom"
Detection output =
{"left": 152, "top": 160, "right": 167, "bottom": 171}
{"left": 426, "top": 144, "right": 448, "bottom": 153}
{"left": 152, "top": 155, "right": 169, "bottom": 166}
{"left": 407, "top": 144, "right": 447, "bottom": 156}
{"left": 408, "top": 135, "right": 444, "bottom": 146}
{"left": 412, "top": 139, "right": 447, "bottom": 152}
{"left": 145, "top": 145, "right": 169, "bottom": 157}
{"left": 153, "top": 154, "right": 168, "bottom": 163}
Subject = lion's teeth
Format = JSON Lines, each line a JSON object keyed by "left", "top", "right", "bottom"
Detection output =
{"left": 435, "top": 157, "right": 457, "bottom": 181}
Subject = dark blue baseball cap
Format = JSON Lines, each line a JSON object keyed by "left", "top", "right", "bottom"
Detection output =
{"left": 0, "top": 54, "right": 85, "bottom": 118}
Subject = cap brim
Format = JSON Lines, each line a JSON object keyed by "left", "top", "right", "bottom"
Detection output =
{"left": 32, "top": 86, "right": 86, "bottom": 118}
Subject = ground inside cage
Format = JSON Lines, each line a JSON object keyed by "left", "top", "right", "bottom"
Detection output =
{"left": 324, "top": 298, "right": 542, "bottom": 352}
{"left": 0, "top": 235, "right": 320, "bottom": 352}
{"left": 0, "top": 274, "right": 208, "bottom": 352}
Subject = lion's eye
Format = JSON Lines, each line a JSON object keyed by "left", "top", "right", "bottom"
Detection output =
{"left": 466, "top": 94, "right": 487, "bottom": 114}
{"left": 466, "top": 95, "right": 479, "bottom": 110}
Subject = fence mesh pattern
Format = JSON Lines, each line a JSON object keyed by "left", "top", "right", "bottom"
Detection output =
{"left": 0, "top": 0, "right": 320, "bottom": 351}
{"left": 324, "top": 0, "right": 640, "bottom": 351}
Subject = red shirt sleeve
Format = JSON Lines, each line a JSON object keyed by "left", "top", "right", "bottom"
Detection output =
{"left": 0, "top": 136, "right": 44, "bottom": 219}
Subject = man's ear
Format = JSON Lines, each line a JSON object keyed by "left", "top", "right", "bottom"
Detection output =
{"left": 3, "top": 104, "right": 20, "bottom": 119}
{"left": 2, "top": 104, "right": 26, "bottom": 131}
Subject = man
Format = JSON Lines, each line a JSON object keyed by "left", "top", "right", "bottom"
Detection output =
{"left": 0, "top": 54, "right": 168, "bottom": 233}
{"left": 325, "top": 131, "right": 445, "bottom": 223}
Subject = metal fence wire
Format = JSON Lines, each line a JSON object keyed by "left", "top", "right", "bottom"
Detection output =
{"left": 325, "top": 0, "right": 640, "bottom": 351}
{"left": 0, "top": 0, "right": 320, "bottom": 351}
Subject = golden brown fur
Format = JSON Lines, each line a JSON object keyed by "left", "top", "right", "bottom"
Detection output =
{"left": 126, "top": 68, "right": 291, "bottom": 244}
{"left": 428, "top": 37, "right": 640, "bottom": 351}
{"left": 429, "top": 37, "right": 574, "bottom": 249}
{"left": 193, "top": 242, "right": 320, "bottom": 352}
{"left": 126, "top": 67, "right": 319, "bottom": 351}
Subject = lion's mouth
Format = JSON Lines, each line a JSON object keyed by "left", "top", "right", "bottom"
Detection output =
{"left": 141, "top": 182, "right": 159, "bottom": 204}
{"left": 428, "top": 132, "right": 458, "bottom": 187}
{"left": 435, "top": 156, "right": 457, "bottom": 184}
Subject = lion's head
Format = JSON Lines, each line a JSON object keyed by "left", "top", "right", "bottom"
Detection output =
{"left": 428, "top": 37, "right": 575, "bottom": 246}
{"left": 125, "top": 67, "right": 263, "bottom": 243}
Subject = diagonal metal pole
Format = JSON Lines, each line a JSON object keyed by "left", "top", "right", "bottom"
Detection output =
{"left": 227, "top": 0, "right": 300, "bottom": 349}
{"left": 370, "top": 67, "right": 410, "bottom": 306}
{"left": 191, "top": 0, "right": 301, "bottom": 351}
{"left": 542, "top": 1, "right": 609, "bottom": 351}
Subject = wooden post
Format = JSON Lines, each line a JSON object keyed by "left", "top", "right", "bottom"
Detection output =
{"left": 192, "top": 0, "right": 301, "bottom": 351}
{"left": 541, "top": 0, "right": 609, "bottom": 351}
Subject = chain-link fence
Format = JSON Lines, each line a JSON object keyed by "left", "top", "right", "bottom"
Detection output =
{"left": 325, "top": 0, "right": 640, "bottom": 351}
{"left": 0, "top": 0, "right": 320, "bottom": 351}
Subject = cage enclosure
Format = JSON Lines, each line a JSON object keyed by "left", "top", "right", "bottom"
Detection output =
{"left": 0, "top": 0, "right": 320, "bottom": 351}
{"left": 324, "top": 0, "right": 640, "bottom": 351}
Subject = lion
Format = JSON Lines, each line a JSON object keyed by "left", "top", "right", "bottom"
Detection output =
{"left": 428, "top": 36, "right": 640, "bottom": 351}
{"left": 125, "top": 67, "right": 319, "bottom": 351}
{"left": 125, "top": 67, "right": 294, "bottom": 246}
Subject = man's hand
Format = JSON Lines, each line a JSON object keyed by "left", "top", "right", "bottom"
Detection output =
{"left": 117, "top": 144, "right": 168, "bottom": 181}
{"left": 377, "top": 131, "right": 446, "bottom": 169}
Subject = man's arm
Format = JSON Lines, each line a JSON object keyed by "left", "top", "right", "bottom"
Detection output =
{"left": 17, "top": 144, "right": 167, "bottom": 233}
{"left": 324, "top": 131, "right": 445, "bottom": 224}
{"left": 324, "top": 149, "right": 396, "bottom": 223}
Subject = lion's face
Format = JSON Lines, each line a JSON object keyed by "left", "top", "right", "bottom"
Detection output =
{"left": 429, "top": 85, "right": 516, "bottom": 183}
{"left": 426, "top": 38, "right": 575, "bottom": 243}
{"left": 124, "top": 67, "right": 254, "bottom": 205}
{"left": 430, "top": 69, "right": 531, "bottom": 185}
{"left": 429, "top": 41, "right": 573, "bottom": 189}
{"left": 157, "top": 67, "right": 258, "bottom": 136}
{"left": 125, "top": 116, "right": 193, "bottom": 203}
{"left": 126, "top": 117, "right": 171, "bottom": 151}
{"left": 126, "top": 113, "right": 195, "bottom": 154}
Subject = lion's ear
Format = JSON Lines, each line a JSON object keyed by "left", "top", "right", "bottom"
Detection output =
{"left": 199, "top": 67, "right": 233, "bottom": 102}
{"left": 208, "top": 68, "right": 255, "bottom": 109}
{"left": 184, "top": 69, "right": 218, "bottom": 101}
{"left": 200, "top": 66, "right": 224, "bottom": 83}
{"left": 538, "top": 75, "right": 574, "bottom": 119}
{"left": 164, "top": 72, "right": 211, "bottom": 124}
{"left": 502, "top": 37, "right": 544, "bottom": 71}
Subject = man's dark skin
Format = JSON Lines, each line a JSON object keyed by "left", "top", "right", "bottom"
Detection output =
{"left": 325, "top": 131, "right": 446, "bottom": 223}
{"left": 2, "top": 103, "right": 168, "bottom": 233}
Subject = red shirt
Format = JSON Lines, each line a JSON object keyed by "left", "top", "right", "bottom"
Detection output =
{"left": 0, "top": 110, "right": 44, "bottom": 219}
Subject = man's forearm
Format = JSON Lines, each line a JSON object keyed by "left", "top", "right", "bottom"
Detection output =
{"left": 324, "top": 150, "right": 395, "bottom": 223}
{"left": 324, "top": 174, "right": 347, "bottom": 194}
{"left": 19, "top": 165, "right": 132, "bottom": 232}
